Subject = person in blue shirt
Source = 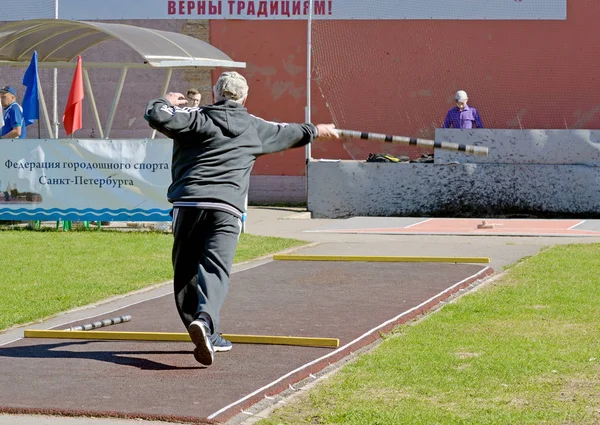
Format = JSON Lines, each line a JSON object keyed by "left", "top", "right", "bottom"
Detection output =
{"left": 0, "top": 86, "right": 26, "bottom": 139}
{"left": 443, "top": 90, "right": 484, "bottom": 129}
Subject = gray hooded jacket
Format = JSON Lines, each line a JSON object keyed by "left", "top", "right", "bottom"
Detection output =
{"left": 144, "top": 99, "right": 318, "bottom": 215}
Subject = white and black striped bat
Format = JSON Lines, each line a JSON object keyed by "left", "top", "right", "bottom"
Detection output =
{"left": 65, "top": 315, "right": 132, "bottom": 331}
{"left": 335, "top": 129, "right": 489, "bottom": 156}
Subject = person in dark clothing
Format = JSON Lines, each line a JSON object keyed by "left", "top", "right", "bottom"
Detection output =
{"left": 144, "top": 71, "right": 339, "bottom": 366}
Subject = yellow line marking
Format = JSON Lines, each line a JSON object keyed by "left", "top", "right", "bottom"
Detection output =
{"left": 23, "top": 330, "right": 339, "bottom": 348}
{"left": 273, "top": 254, "right": 490, "bottom": 263}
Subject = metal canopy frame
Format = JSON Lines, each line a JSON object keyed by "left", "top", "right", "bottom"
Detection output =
{"left": 0, "top": 19, "right": 246, "bottom": 139}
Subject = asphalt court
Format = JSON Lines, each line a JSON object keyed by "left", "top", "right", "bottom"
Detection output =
{"left": 0, "top": 259, "right": 491, "bottom": 424}
{"left": 306, "top": 217, "right": 600, "bottom": 236}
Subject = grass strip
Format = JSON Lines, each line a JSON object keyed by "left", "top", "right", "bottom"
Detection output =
{"left": 0, "top": 230, "right": 307, "bottom": 330}
{"left": 259, "top": 244, "right": 600, "bottom": 425}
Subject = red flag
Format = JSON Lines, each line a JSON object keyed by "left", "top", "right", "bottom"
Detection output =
{"left": 62, "top": 55, "right": 84, "bottom": 136}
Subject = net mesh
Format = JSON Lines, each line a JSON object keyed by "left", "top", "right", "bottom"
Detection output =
{"left": 309, "top": 1, "right": 596, "bottom": 160}
{"left": 3, "top": 0, "right": 56, "bottom": 20}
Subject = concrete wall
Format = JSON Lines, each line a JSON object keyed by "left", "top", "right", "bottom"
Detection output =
{"left": 435, "top": 129, "right": 600, "bottom": 165}
{"left": 307, "top": 130, "right": 600, "bottom": 218}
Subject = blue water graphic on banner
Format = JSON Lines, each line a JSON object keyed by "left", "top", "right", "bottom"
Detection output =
{"left": 0, "top": 208, "right": 171, "bottom": 222}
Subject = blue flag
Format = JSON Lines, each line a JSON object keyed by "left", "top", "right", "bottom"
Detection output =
{"left": 22, "top": 51, "right": 40, "bottom": 127}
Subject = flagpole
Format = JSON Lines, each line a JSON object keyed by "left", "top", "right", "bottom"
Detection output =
{"left": 36, "top": 54, "right": 40, "bottom": 137}
{"left": 305, "top": 0, "right": 314, "bottom": 203}
{"left": 52, "top": 0, "right": 59, "bottom": 138}
{"left": 36, "top": 74, "right": 53, "bottom": 137}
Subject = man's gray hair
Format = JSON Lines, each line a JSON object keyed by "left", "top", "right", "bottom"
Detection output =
{"left": 213, "top": 71, "right": 249, "bottom": 103}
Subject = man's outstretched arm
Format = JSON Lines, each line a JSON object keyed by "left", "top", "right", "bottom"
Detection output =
{"left": 254, "top": 117, "right": 339, "bottom": 155}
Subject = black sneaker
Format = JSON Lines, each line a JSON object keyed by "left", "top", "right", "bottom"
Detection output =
{"left": 188, "top": 320, "right": 214, "bottom": 366}
{"left": 211, "top": 332, "right": 232, "bottom": 352}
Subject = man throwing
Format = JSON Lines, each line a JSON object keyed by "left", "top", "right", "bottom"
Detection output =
{"left": 144, "top": 71, "right": 338, "bottom": 366}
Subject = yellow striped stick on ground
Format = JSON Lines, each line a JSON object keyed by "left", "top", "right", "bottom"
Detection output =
{"left": 273, "top": 254, "right": 490, "bottom": 264}
{"left": 336, "top": 129, "right": 489, "bottom": 156}
{"left": 24, "top": 329, "right": 339, "bottom": 348}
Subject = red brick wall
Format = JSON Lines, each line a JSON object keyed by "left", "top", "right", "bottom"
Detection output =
{"left": 211, "top": 0, "right": 600, "bottom": 174}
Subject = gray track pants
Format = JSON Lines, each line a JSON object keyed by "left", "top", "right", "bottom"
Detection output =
{"left": 172, "top": 207, "right": 241, "bottom": 333}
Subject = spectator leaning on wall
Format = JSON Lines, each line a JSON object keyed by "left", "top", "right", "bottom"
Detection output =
{"left": 442, "top": 90, "right": 484, "bottom": 129}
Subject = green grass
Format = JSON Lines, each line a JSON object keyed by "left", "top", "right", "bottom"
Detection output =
{"left": 259, "top": 244, "right": 600, "bottom": 425}
{"left": 0, "top": 229, "right": 307, "bottom": 330}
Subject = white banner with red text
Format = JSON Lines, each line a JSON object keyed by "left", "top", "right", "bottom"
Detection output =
{"left": 4, "top": 0, "right": 567, "bottom": 21}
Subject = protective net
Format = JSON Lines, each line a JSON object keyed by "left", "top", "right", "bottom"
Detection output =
{"left": 309, "top": 1, "right": 595, "bottom": 160}
{"left": 3, "top": 0, "right": 56, "bottom": 20}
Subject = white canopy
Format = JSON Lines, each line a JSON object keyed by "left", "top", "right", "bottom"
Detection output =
{"left": 0, "top": 19, "right": 245, "bottom": 68}
{"left": 0, "top": 19, "right": 246, "bottom": 138}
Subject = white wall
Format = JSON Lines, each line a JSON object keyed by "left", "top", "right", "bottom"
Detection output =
{"left": 308, "top": 130, "right": 600, "bottom": 218}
